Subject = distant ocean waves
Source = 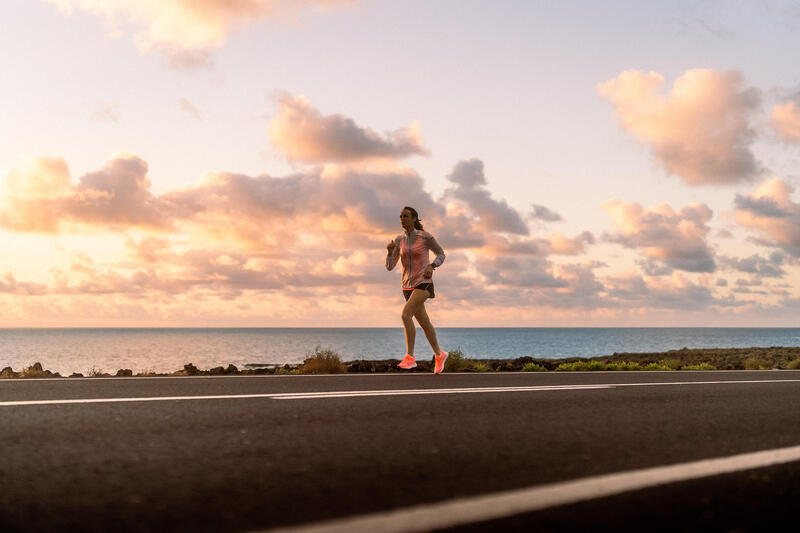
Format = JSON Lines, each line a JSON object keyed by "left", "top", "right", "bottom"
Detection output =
{"left": 1, "top": 327, "right": 799, "bottom": 375}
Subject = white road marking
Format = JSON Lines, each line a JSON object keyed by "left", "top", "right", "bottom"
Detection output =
{"left": 268, "top": 379, "right": 800, "bottom": 400}
{"left": 1, "top": 378, "right": 800, "bottom": 406}
{"left": 0, "top": 385, "right": 610, "bottom": 407}
{"left": 0, "top": 393, "right": 290, "bottom": 407}
{"left": 269, "top": 384, "right": 611, "bottom": 400}
{"left": 262, "top": 444, "right": 800, "bottom": 533}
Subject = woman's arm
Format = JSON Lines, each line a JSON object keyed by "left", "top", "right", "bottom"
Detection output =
{"left": 425, "top": 233, "right": 445, "bottom": 269}
{"left": 385, "top": 237, "right": 400, "bottom": 270}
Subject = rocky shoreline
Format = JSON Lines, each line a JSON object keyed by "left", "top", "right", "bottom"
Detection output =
{"left": 2, "top": 346, "right": 800, "bottom": 379}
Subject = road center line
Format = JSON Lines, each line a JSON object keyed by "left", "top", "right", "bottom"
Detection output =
{"left": 1, "top": 378, "right": 799, "bottom": 407}
{"left": 262, "top": 443, "right": 800, "bottom": 533}
{"left": 269, "top": 384, "right": 611, "bottom": 400}
{"left": 0, "top": 385, "right": 610, "bottom": 407}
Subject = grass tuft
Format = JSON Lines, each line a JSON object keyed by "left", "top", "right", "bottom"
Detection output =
{"left": 20, "top": 363, "right": 45, "bottom": 379}
{"left": 521, "top": 362, "right": 547, "bottom": 372}
{"left": 744, "top": 357, "right": 772, "bottom": 370}
{"left": 471, "top": 362, "right": 491, "bottom": 372}
{"left": 681, "top": 362, "right": 717, "bottom": 371}
{"left": 298, "top": 347, "right": 346, "bottom": 374}
{"left": 275, "top": 366, "right": 301, "bottom": 375}
{"left": 556, "top": 361, "right": 610, "bottom": 371}
{"left": 444, "top": 349, "right": 471, "bottom": 372}
{"left": 555, "top": 360, "right": 673, "bottom": 371}
{"left": 658, "top": 359, "right": 681, "bottom": 370}
{"left": 86, "top": 366, "right": 105, "bottom": 377}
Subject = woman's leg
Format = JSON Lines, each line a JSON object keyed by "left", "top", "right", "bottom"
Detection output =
{"left": 414, "top": 302, "right": 441, "bottom": 355}
{"left": 401, "top": 289, "right": 429, "bottom": 356}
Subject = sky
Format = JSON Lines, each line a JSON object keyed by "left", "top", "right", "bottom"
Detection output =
{"left": 2, "top": 0, "right": 800, "bottom": 327}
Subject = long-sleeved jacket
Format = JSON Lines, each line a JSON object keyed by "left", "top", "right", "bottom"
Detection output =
{"left": 385, "top": 229, "right": 445, "bottom": 289}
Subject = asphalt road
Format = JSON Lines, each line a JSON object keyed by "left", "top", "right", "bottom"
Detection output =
{"left": 2, "top": 371, "right": 800, "bottom": 532}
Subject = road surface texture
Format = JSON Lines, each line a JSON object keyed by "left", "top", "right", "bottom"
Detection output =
{"left": 2, "top": 371, "right": 800, "bottom": 532}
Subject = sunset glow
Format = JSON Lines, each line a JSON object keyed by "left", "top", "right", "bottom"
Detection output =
{"left": 2, "top": 0, "right": 800, "bottom": 326}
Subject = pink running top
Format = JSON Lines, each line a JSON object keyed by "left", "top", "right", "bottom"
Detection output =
{"left": 385, "top": 229, "right": 445, "bottom": 289}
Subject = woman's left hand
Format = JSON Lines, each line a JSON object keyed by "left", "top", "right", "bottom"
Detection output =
{"left": 424, "top": 265, "right": 434, "bottom": 279}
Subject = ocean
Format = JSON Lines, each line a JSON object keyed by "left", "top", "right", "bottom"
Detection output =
{"left": 1, "top": 327, "right": 800, "bottom": 376}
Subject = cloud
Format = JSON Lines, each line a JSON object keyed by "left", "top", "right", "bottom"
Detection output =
{"left": 530, "top": 204, "right": 563, "bottom": 222}
{"left": 0, "top": 272, "right": 49, "bottom": 295}
{"left": 178, "top": 97, "right": 203, "bottom": 120}
{"left": 92, "top": 102, "right": 120, "bottom": 123}
{"left": 46, "top": 0, "right": 357, "bottom": 56}
{"left": 604, "top": 273, "right": 727, "bottom": 310}
{"left": 718, "top": 252, "right": 787, "bottom": 278}
{"left": 0, "top": 151, "right": 444, "bottom": 243}
{"left": 603, "top": 200, "right": 716, "bottom": 273}
{"left": 549, "top": 231, "right": 595, "bottom": 255}
{"left": 1, "top": 143, "right": 610, "bottom": 323}
{"left": 267, "top": 93, "right": 428, "bottom": 163}
{"left": 477, "top": 256, "right": 567, "bottom": 288}
{"left": 4, "top": 157, "right": 71, "bottom": 198}
{"left": 162, "top": 166, "right": 443, "bottom": 247}
{"left": 598, "top": 68, "right": 762, "bottom": 185}
{"left": 1, "top": 157, "right": 73, "bottom": 233}
{"left": 734, "top": 178, "right": 800, "bottom": 256}
{"left": 771, "top": 101, "right": 800, "bottom": 142}
{"left": 444, "top": 159, "right": 529, "bottom": 235}
{"left": 0, "top": 153, "right": 174, "bottom": 233}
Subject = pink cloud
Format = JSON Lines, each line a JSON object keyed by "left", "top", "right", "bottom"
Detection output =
{"left": 603, "top": 273, "right": 733, "bottom": 311}
{"left": 603, "top": 200, "right": 716, "bottom": 273}
{"left": 1, "top": 153, "right": 175, "bottom": 233}
{"left": 530, "top": 204, "right": 563, "bottom": 222}
{"left": 46, "top": 0, "right": 357, "bottom": 57}
{"left": 734, "top": 178, "right": 800, "bottom": 256}
{"left": 598, "top": 69, "right": 762, "bottom": 185}
{"left": 443, "top": 159, "right": 529, "bottom": 235}
{"left": 267, "top": 94, "right": 428, "bottom": 163}
{"left": 771, "top": 101, "right": 800, "bottom": 142}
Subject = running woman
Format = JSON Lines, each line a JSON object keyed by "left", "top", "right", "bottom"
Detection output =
{"left": 386, "top": 206, "right": 448, "bottom": 373}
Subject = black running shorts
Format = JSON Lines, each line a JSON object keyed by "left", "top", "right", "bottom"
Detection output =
{"left": 402, "top": 283, "right": 434, "bottom": 301}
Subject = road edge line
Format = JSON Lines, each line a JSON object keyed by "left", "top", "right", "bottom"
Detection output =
{"left": 260, "top": 444, "right": 800, "bottom": 533}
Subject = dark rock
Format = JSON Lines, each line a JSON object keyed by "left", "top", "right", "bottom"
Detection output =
{"left": 209, "top": 366, "right": 225, "bottom": 375}
{"left": 347, "top": 360, "right": 377, "bottom": 373}
{"left": 115, "top": 369, "right": 133, "bottom": 377}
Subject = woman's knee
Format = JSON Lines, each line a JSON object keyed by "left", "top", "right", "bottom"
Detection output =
{"left": 415, "top": 313, "right": 431, "bottom": 329}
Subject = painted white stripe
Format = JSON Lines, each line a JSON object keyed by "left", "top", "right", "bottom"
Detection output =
{"left": 269, "top": 379, "right": 800, "bottom": 399}
{"left": 269, "top": 384, "right": 611, "bottom": 400}
{"left": 0, "top": 385, "right": 610, "bottom": 407}
{"left": 1, "top": 378, "right": 800, "bottom": 407}
{"left": 0, "top": 393, "right": 287, "bottom": 407}
{"left": 262, "top": 444, "right": 800, "bottom": 533}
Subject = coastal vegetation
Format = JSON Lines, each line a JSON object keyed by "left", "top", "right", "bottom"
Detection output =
{"left": 297, "top": 347, "right": 347, "bottom": 374}
{"left": 2, "top": 347, "right": 800, "bottom": 378}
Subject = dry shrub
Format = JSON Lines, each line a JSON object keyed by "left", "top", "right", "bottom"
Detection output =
{"left": 744, "top": 358, "right": 772, "bottom": 370}
{"left": 299, "top": 347, "right": 346, "bottom": 374}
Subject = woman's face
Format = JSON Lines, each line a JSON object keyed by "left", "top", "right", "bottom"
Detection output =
{"left": 400, "top": 209, "right": 415, "bottom": 231}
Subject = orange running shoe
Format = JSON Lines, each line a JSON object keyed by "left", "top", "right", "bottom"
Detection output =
{"left": 397, "top": 354, "right": 417, "bottom": 369}
{"left": 434, "top": 350, "right": 448, "bottom": 374}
